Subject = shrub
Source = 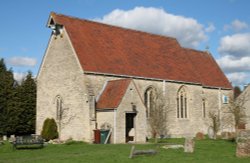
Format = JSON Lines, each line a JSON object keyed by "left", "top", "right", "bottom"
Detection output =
{"left": 41, "top": 118, "right": 59, "bottom": 141}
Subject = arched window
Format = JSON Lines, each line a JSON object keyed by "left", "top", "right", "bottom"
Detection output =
{"left": 144, "top": 87, "right": 155, "bottom": 118}
{"left": 177, "top": 86, "right": 187, "bottom": 118}
{"left": 202, "top": 99, "right": 206, "bottom": 118}
{"left": 56, "top": 96, "right": 62, "bottom": 120}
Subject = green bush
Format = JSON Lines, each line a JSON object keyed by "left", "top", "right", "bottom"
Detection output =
{"left": 41, "top": 118, "right": 59, "bottom": 141}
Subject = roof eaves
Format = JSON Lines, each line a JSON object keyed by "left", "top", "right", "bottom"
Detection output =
{"left": 202, "top": 85, "right": 232, "bottom": 90}
{"left": 96, "top": 108, "right": 116, "bottom": 111}
{"left": 84, "top": 71, "right": 202, "bottom": 86}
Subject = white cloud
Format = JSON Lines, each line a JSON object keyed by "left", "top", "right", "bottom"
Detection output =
{"left": 226, "top": 72, "right": 249, "bottom": 86}
{"left": 96, "top": 7, "right": 209, "bottom": 48}
{"left": 218, "top": 33, "right": 250, "bottom": 58}
{"left": 8, "top": 56, "right": 37, "bottom": 67}
{"left": 224, "top": 19, "right": 248, "bottom": 32}
{"left": 13, "top": 72, "right": 27, "bottom": 82}
{"left": 217, "top": 55, "right": 250, "bottom": 73}
{"left": 217, "top": 33, "right": 250, "bottom": 86}
{"left": 205, "top": 23, "right": 215, "bottom": 32}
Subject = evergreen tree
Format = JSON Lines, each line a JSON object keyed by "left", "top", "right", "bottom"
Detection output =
{"left": 16, "top": 71, "right": 36, "bottom": 135}
{"left": 0, "top": 58, "right": 18, "bottom": 135}
{"left": 0, "top": 58, "right": 37, "bottom": 136}
{"left": 5, "top": 72, "right": 19, "bottom": 135}
{"left": 0, "top": 58, "right": 7, "bottom": 135}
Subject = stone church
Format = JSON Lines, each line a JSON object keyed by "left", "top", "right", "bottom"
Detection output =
{"left": 36, "top": 12, "right": 233, "bottom": 143}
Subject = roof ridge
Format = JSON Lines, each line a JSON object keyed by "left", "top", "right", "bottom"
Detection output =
{"left": 51, "top": 12, "right": 180, "bottom": 46}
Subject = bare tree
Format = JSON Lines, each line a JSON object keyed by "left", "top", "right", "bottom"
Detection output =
{"left": 148, "top": 88, "right": 170, "bottom": 143}
{"left": 208, "top": 111, "right": 220, "bottom": 139}
{"left": 227, "top": 94, "right": 247, "bottom": 130}
{"left": 57, "top": 106, "right": 78, "bottom": 140}
{"left": 208, "top": 92, "right": 247, "bottom": 139}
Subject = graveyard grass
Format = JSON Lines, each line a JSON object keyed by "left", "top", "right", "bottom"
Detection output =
{"left": 1, "top": 139, "right": 250, "bottom": 163}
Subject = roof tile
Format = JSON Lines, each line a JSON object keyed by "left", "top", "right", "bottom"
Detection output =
{"left": 96, "top": 79, "right": 131, "bottom": 109}
{"left": 51, "top": 12, "right": 232, "bottom": 89}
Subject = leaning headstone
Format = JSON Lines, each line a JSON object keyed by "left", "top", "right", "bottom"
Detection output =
{"left": 184, "top": 138, "right": 195, "bottom": 153}
{"left": 236, "top": 130, "right": 250, "bottom": 157}
{"left": 208, "top": 127, "right": 214, "bottom": 139}
{"left": 129, "top": 145, "right": 157, "bottom": 158}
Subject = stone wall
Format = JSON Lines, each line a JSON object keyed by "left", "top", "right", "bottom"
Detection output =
{"left": 85, "top": 74, "right": 232, "bottom": 138}
{"left": 96, "top": 110, "right": 115, "bottom": 143}
{"left": 36, "top": 29, "right": 92, "bottom": 141}
{"left": 116, "top": 82, "right": 147, "bottom": 143}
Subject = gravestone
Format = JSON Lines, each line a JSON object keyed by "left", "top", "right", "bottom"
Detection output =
{"left": 236, "top": 130, "right": 250, "bottom": 157}
{"left": 3, "top": 135, "right": 7, "bottom": 141}
{"left": 184, "top": 138, "right": 195, "bottom": 153}
{"left": 129, "top": 146, "right": 157, "bottom": 158}
{"left": 162, "top": 144, "right": 184, "bottom": 149}
{"left": 195, "top": 132, "right": 205, "bottom": 140}
{"left": 9, "top": 135, "right": 15, "bottom": 142}
{"left": 208, "top": 127, "right": 214, "bottom": 139}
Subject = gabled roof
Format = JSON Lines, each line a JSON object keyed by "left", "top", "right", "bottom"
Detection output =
{"left": 96, "top": 79, "right": 131, "bottom": 109}
{"left": 49, "top": 12, "right": 232, "bottom": 89}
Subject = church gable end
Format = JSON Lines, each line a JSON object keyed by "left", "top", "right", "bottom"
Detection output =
{"left": 36, "top": 25, "right": 91, "bottom": 141}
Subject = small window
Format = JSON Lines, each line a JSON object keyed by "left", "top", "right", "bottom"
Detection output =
{"left": 222, "top": 95, "right": 229, "bottom": 104}
{"left": 177, "top": 86, "right": 187, "bottom": 118}
{"left": 56, "top": 96, "right": 62, "bottom": 120}
{"left": 144, "top": 87, "right": 155, "bottom": 118}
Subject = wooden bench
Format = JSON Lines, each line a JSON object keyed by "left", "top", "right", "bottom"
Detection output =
{"left": 13, "top": 135, "right": 44, "bottom": 149}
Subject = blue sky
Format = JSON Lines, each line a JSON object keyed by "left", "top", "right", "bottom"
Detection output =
{"left": 1, "top": 0, "right": 250, "bottom": 87}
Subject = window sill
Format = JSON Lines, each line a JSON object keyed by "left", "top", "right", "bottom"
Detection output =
{"left": 177, "top": 118, "right": 189, "bottom": 121}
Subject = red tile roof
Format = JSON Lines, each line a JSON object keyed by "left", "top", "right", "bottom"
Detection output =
{"left": 184, "top": 49, "right": 232, "bottom": 89}
{"left": 50, "top": 12, "right": 232, "bottom": 89}
{"left": 96, "top": 79, "right": 131, "bottom": 109}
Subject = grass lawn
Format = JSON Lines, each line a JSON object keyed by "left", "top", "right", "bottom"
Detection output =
{"left": 0, "top": 139, "right": 250, "bottom": 163}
